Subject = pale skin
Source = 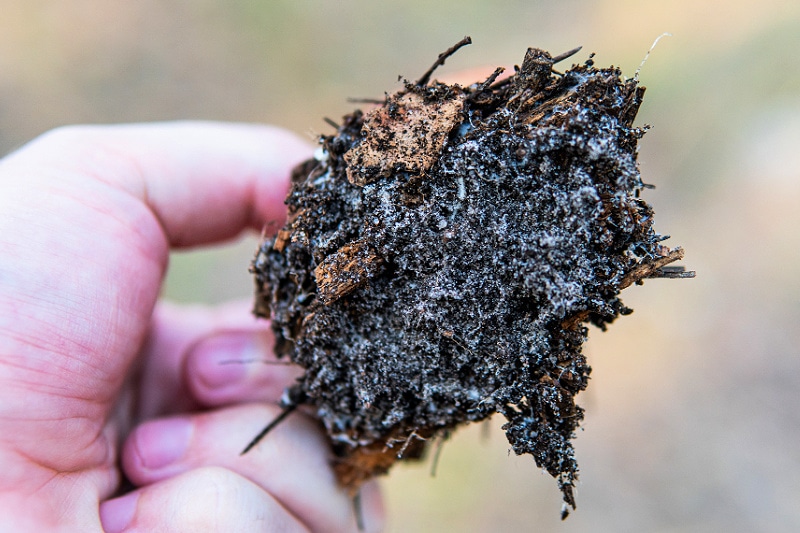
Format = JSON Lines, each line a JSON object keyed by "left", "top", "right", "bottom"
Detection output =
{"left": 0, "top": 122, "right": 383, "bottom": 532}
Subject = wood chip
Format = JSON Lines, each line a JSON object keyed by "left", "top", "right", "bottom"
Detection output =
{"left": 314, "top": 240, "right": 382, "bottom": 304}
{"left": 344, "top": 91, "right": 466, "bottom": 186}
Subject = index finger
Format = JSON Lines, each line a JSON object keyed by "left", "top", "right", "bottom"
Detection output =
{"left": 3, "top": 121, "right": 312, "bottom": 248}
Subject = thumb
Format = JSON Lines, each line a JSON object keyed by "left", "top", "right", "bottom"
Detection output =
{"left": 99, "top": 467, "right": 308, "bottom": 533}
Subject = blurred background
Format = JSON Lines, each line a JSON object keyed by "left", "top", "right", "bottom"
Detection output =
{"left": 2, "top": 1, "right": 798, "bottom": 531}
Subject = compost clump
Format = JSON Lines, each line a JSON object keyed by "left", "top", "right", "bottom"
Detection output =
{"left": 250, "top": 38, "right": 692, "bottom": 518}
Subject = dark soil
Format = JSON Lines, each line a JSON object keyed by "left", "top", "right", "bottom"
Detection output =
{"left": 250, "top": 38, "right": 691, "bottom": 518}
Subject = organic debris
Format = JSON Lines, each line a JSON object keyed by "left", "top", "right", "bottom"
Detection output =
{"left": 250, "top": 37, "right": 693, "bottom": 518}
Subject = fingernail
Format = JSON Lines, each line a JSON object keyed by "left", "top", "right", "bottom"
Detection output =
{"left": 99, "top": 492, "right": 138, "bottom": 533}
{"left": 134, "top": 417, "right": 193, "bottom": 470}
{"left": 190, "top": 332, "right": 269, "bottom": 389}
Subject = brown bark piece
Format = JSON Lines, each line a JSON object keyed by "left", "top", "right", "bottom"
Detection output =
{"left": 333, "top": 431, "right": 430, "bottom": 494}
{"left": 313, "top": 240, "right": 382, "bottom": 305}
{"left": 333, "top": 442, "right": 400, "bottom": 494}
{"left": 344, "top": 91, "right": 466, "bottom": 186}
{"left": 273, "top": 229, "right": 292, "bottom": 253}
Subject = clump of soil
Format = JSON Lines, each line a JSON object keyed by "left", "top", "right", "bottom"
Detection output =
{"left": 251, "top": 38, "right": 691, "bottom": 518}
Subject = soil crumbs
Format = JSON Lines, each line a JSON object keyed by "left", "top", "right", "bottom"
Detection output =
{"left": 251, "top": 38, "right": 692, "bottom": 519}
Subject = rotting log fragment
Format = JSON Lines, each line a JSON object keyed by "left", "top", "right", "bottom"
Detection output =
{"left": 250, "top": 38, "right": 693, "bottom": 519}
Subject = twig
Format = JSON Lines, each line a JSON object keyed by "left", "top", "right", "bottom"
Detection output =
{"left": 476, "top": 66, "right": 506, "bottom": 92}
{"left": 396, "top": 430, "right": 425, "bottom": 458}
{"left": 416, "top": 36, "right": 472, "bottom": 86}
{"left": 323, "top": 117, "right": 340, "bottom": 130}
{"left": 488, "top": 74, "right": 515, "bottom": 91}
{"left": 240, "top": 403, "right": 299, "bottom": 455}
{"left": 352, "top": 491, "right": 365, "bottom": 531}
{"left": 619, "top": 247, "right": 694, "bottom": 289}
{"left": 654, "top": 266, "right": 696, "bottom": 279}
{"left": 551, "top": 46, "right": 583, "bottom": 64}
{"left": 429, "top": 431, "right": 449, "bottom": 477}
{"left": 346, "top": 97, "right": 386, "bottom": 104}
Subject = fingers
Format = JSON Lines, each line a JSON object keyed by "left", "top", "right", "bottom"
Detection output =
{"left": 183, "top": 327, "right": 302, "bottom": 408}
{"left": 99, "top": 467, "right": 309, "bottom": 533}
{"left": 119, "top": 404, "right": 383, "bottom": 532}
{"left": 4, "top": 121, "right": 313, "bottom": 248}
{"left": 136, "top": 300, "right": 301, "bottom": 419}
{"left": 0, "top": 122, "right": 310, "bottom": 470}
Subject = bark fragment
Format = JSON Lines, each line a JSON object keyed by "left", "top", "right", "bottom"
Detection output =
{"left": 344, "top": 91, "right": 466, "bottom": 186}
{"left": 314, "top": 240, "right": 382, "bottom": 305}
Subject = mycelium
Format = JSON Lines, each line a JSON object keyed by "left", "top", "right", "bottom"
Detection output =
{"left": 249, "top": 37, "right": 692, "bottom": 518}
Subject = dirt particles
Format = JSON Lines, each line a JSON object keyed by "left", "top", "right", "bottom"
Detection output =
{"left": 250, "top": 38, "right": 691, "bottom": 517}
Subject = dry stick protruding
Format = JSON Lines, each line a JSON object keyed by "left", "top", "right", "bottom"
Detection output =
{"left": 551, "top": 45, "right": 583, "bottom": 64}
{"left": 416, "top": 36, "right": 473, "bottom": 86}
{"left": 240, "top": 403, "right": 299, "bottom": 455}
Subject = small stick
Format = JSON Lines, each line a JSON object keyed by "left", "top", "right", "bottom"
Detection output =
{"left": 618, "top": 247, "right": 692, "bottom": 289}
{"left": 396, "top": 430, "right": 425, "bottom": 458}
{"left": 488, "top": 75, "right": 515, "bottom": 91}
{"left": 481, "top": 418, "right": 491, "bottom": 442}
{"left": 240, "top": 403, "right": 299, "bottom": 455}
{"left": 346, "top": 97, "right": 386, "bottom": 104}
{"left": 429, "top": 431, "right": 449, "bottom": 477}
{"left": 551, "top": 46, "right": 583, "bottom": 64}
{"left": 323, "top": 117, "right": 340, "bottom": 130}
{"left": 654, "top": 266, "right": 696, "bottom": 279}
{"left": 416, "top": 36, "right": 473, "bottom": 86}
{"left": 475, "top": 66, "right": 506, "bottom": 92}
{"left": 353, "top": 491, "right": 365, "bottom": 531}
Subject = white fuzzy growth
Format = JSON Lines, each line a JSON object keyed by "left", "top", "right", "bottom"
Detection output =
{"left": 634, "top": 32, "right": 672, "bottom": 81}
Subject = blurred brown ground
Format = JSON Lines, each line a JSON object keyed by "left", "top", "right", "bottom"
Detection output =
{"left": 2, "top": 1, "right": 798, "bottom": 531}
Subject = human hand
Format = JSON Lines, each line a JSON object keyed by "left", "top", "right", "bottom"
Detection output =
{"left": 0, "top": 122, "right": 383, "bottom": 532}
